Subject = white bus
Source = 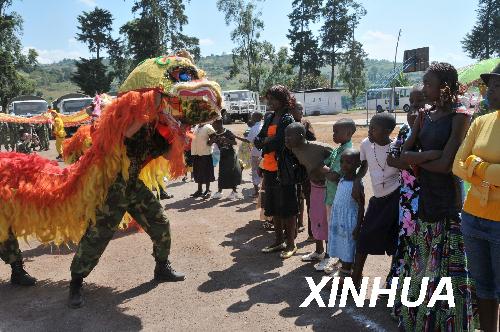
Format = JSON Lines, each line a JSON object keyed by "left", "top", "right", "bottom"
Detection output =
{"left": 366, "top": 86, "right": 412, "bottom": 113}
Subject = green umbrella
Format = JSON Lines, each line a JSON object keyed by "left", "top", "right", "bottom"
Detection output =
{"left": 458, "top": 58, "right": 500, "bottom": 85}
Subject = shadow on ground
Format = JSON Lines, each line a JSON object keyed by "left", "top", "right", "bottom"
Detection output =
{"left": 198, "top": 220, "right": 398, "bottom": 331}
{"left": 21, "top": 227, "right": 141, "bottom": 260}
{"left": 0, "top": 279, "right": 155, "bottom": 331}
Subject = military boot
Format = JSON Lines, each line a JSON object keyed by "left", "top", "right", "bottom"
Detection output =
{"left": 68, "top": 275, "right": 84, "bottom": 309}
{"left": 10, "top": 260, "right": 36, "bottom": 286}
{"left": 154, "top": 260, "right": 185, "bottom": 282}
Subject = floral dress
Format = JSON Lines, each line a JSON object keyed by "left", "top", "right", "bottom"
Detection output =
{"left": 390, "top": 124, "right": 420, "bottom": 318}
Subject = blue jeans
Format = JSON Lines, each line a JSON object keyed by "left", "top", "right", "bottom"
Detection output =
{"left": 461, "top": 211, "right": 500, "bottom": 301}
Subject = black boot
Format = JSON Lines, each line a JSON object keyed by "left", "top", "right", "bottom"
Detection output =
{"left": 154, "top": 260, "right": 185, "bottom": 282}
{"left": 68, "top": 275, "right": 84, "bottom": 309}
{"left": 159, "top": 188, "right": 173, "bottom": 200}
{"left": 10, "top": 260, "right": 36, "bottom": 286}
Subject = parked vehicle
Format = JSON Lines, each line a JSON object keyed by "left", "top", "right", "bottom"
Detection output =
{"left": 8, "top": 96, "right": 48, "bottom": 117}
{"left": 222, "top": 90, "right": 264, "bottom": 124}
{"left": 366, "top": 86, "right": 412, "bottom": 113}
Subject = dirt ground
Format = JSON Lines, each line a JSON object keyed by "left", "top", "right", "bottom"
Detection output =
{"left": 0, "top": 111, "right": 402, "bottom": 332}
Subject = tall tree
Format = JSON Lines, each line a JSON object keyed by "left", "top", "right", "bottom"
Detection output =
{"left": 320, "top": 0, "right": 366, "bottom": 88}
{"left": 287, "top": 0, "right": 322, "bottom": 89}
{"left": 108, "top": 38, "right": 131, "bottom": 85}
{"left": 122, "top": 0, "right": 200, "bottom": 65}
{"left": 76, "top": 7, "right": 113, "bottom": 61}
{"left": 262, "top": 46, "right": 295, "bottom": 93}
{"left": 462, "top": 0, "right": 500, "bottom": 60}
{"left": 339, "top": 29, "right": 367, "bottom": 104}
{"left": 73, "top": 7, "right": 115, "bottom": 94}
{"left": 0, "top": 1, "right": 35, "bottom": 109}
{"left": 217, "top": 0, "right": 265, "bottom": 90}
{"left": 72, "top": 58, "right": 113, "bottom": 95}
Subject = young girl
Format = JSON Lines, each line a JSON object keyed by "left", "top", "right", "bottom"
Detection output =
{"left": 209, "top": 118, "right": 242, "bottom": 199}
{"left": 328, "top": 149, "right": 364, "bottom": 279}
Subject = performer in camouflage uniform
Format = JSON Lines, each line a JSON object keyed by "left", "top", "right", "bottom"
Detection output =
{"left": 0, "top": 122, "right": 9, "bottom": 151}
{"left": 35, "top": 123, "right": 50, "bottom": 151}
{"left": 69, "top": 125, "right": 182, "bottom": 308}
{"left": 0, "top": 231, "right": 37, "bottom": 286}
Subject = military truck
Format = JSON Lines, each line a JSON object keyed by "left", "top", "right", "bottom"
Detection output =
{"left": 221, "top": 90, "right": 264, "bottom": 124}
{"left": 7, "top": 95, "right": 48, "bottom": 117}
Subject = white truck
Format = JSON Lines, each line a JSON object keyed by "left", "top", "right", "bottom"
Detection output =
{"left": 57, "top": 97, "right": 93, "bottom": 115}
{"left": 8, "top": 97, "right": 48, "bottom": 117}
{"left": 221, "top": 90, "right": 265, "bottom": 124}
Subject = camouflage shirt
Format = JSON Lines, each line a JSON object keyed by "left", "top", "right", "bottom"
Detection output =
{"left": 124, "top": 125, "right": 170, "bottom": 182}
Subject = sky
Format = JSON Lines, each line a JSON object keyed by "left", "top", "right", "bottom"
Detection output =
{"left": 10, "top": 0, "right": 480, "bottom": 67}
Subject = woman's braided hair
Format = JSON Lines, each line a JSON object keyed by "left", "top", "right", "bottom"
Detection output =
{"left": 265, "top": 85, "right": 296, "bottom": 111}
{"left": 426, "top": 62, "right": 460, "bottom": 107}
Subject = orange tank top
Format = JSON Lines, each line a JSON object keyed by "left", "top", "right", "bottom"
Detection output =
{"left": 262, "top": 124, "right": 278, "bottom": 171}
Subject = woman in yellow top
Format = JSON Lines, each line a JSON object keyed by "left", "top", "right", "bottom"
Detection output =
{"left": 50, "top": 110, "right": 66, "bottom": 160}
{"left": 453, "top": 64, "right": 500, "bottom": 332}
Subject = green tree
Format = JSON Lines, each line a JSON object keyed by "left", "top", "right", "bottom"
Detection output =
{"left": 76, "top": 7, "right": 113, "bottom": 61}
{"left": 108, "top": 38, "right": 132, "bottom": 85}
{"left": 320, "top": 0, "right": 366, "bottom": 88}
{"left": 462, "top": 0, "right": 499, "bottom": 60}
{"left": 261, "top": 46, "right": 294, "bottom": 93}
{"left": 122, "top": 0, "right": 200, "bottom": 65}
{"left": 287, "top": 0, "right": 322, "bottom": 89}
{"left": 391, "top": 72, "right": 411, "bottom": 87}
{"left": 292, "top": 73, "right": 330, "bottom": 90}
{"left": 339, "top": 32, "right": 367, "bottom": 104}
{"left": 71, "top": 58, "right": 113, "bottom": 95}
{"left": 217, "top": 0, "right": 266, "bottom": 91}
{"left": 0, "top": 1, "right": 36, "bottom": 108}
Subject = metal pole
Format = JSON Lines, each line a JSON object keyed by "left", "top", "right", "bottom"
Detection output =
{"left": 390, "top": 29, "right": 402, "bottom": 119}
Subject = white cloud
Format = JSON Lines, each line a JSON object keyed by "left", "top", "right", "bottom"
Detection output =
{"left": 434, "top": 52, "right": 474, "bottom": 69}
{"left": 359, "top": 30, "right": 399, "bottom": 60}
{"left": 199, "top": 38, "right": 215, "bottom": 46}
{"left": 78, "top": 0, "right": 97, "bottom": 7}
{"left": 23, "top": 46, "right": 87, "bottom": 64}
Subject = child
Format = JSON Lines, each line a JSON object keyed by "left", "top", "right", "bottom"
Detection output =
{"left": 235, "top": 112, "right": 264, "bottom": 197}
{"left": 322, "top": 119, "right": 356, "bottom": 273}
{"left": 182, "top": 133, "right": 193, "bottom": 182}
{"left": 292, "top": 101, "right": 316, "bottom": 236}
{"left": 351, "top": 113, "right": 400, "bottom": 288}
{"left": 209, "top": 118, "right": 242, "bottom": 199}
{"left": 284, "top": 122, "right": 333, "bottom": 264}
{"left": 327, "top": 149, "right": 364, "bottom": 279}
{"left": 191, "top": 123, "right": 216, "bottom": 199}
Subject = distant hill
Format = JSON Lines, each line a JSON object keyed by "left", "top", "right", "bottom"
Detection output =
{"left": 25, "top": 54, "right": 422, "bottom": 102}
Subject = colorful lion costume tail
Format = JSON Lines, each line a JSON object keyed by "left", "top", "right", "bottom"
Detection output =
{"left": 0, "top": 51, "right": 221, "bottom": 245}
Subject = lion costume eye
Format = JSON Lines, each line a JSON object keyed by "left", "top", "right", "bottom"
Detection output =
{"left": 169, "top": 67, "right": 198, "bottom": 83}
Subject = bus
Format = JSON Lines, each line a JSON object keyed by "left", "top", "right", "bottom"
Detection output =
{"left": 365, "top": 86, "right": 412, "bottom": 113}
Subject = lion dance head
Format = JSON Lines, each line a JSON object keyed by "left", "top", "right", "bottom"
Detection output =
{"left": 0, "top": 51, "right": 222, "bottom": 245}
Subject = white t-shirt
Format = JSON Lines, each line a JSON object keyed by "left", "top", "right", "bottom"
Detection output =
{"left": 360, "top": 137, "right": 400, "bottom": 198}
{"left": 247, "top": 121, "right": 263, "bottom": 157}
{"left": 191, "top": 124, "right": 215, "bottom": 156}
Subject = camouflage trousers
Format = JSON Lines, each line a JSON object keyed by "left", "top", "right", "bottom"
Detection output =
{"left": 0, "top": 230, "right": 22, "bottom": 264}
{"left": 70, "top": 175, "right": 171, "bottom": 278}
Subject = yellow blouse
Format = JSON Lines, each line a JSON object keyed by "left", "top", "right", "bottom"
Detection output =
{"left": 453, "top": 111, "right": 500, "bottom": 221}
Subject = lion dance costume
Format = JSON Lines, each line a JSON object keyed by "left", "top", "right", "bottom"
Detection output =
{"left": 0, "top": 51, "right": 222, "bottom": 308}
